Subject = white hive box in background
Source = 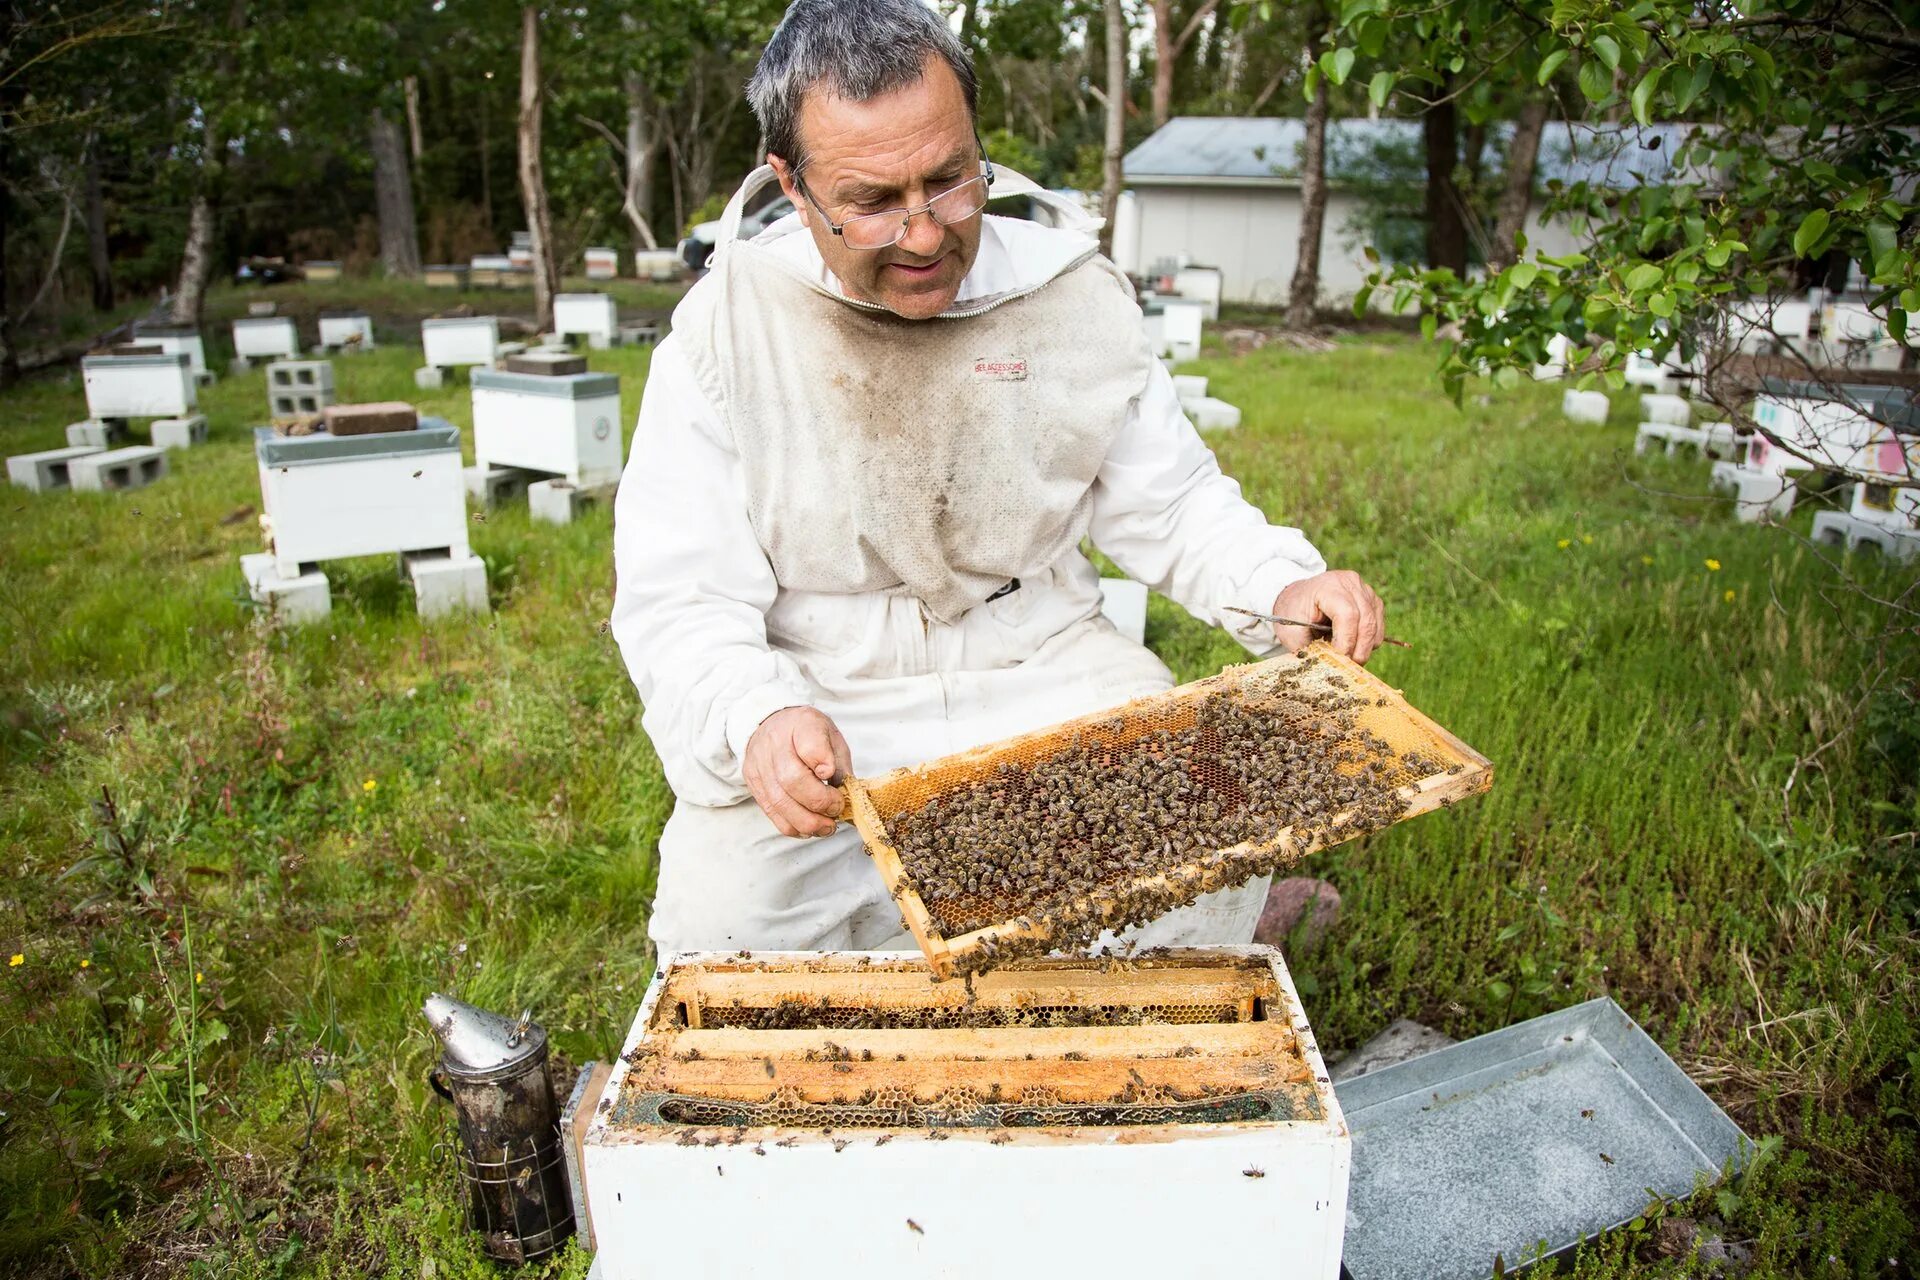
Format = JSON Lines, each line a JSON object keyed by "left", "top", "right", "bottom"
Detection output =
{"left": 584, "top": 247, "right": 619, "bottom": 280}
{"left": 233, "top": 316, "right": 300, "bottom": 361}
{"left": 253, "top": 418, "right": 470, "bottom": 578}
{"left": 553, "top": 293, "right": 618, "bottom": 349}
{"left": 1641, "top": 393, "right": 1691, "bottom": 426}
{"left": 318, "top": 312, "right": 376, "bottom": 352}
{"left": 421, "top": 316, "right": 500, "bottom": 369}
{"left": 1160, "top": 300, "right": 1206, "bottom": 363}
{"left": 1172, "top": 266, "right": 1223, "bottom": 321}
{"left": 1561, "top": 388, "right": 1610, "bottom": 425}
{"left": 633, "top": 248, "right": 681, "bottom": 281}
{"left": 582, "top": 948, "right": 1350, "bottom": 1280}
{"left": 470, "top": 367, "right": 624, "bottom": 488}
{"left": 131, "top": 323, "right": 210, "bottom": 380}
{"left": 82, "top": 352, "right": 196, "bottom": 419}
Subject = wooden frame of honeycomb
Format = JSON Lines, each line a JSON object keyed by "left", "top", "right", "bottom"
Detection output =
{"left": 841, "top": 643, "right": 1493, "bottom": 979}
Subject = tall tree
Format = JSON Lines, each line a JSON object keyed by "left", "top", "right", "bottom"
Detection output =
{"left": 369, "top": 105, "right": 423, "bottom": 277}
{"left": 1484, "top": 97, "right": 1548, "bottom": 272}
{"left": 1286, "top": 3, "right": 1331, "bottom": 328}
{"left": 518, "top": 6, "right": 559, "bottom": 329}
{"left": 1150, "top": 0, "right": 1224, "bottom": 128}
{"left": 1099, "top": 0, "right": 1127, "bottom": 259}
{"left": 83, "top": 134, "right": 113, "bottom": 311}
{"left": 1421, "top": 85, "right": 1468, "bottom": 274}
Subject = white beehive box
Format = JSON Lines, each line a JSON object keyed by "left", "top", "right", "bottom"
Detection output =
{"left": 1172, "top": 266, "right": 1223, "bottom": 321}
{"left": 421, "top": 316, "right": 500, "bottom": 369}
{"left": 1562, "top": 388, "right": 1610, "bottom": 424}
{"left": 82, "top": 352, "right": 196, "bottom": 418}
{"left": 1728, "top": 296, "right": 1814, "bottom": 353}
{"left": 318, "top": 313, "right": 376, "bottom": 351}
{"left": 584, "top": 247, "right": 619, "bottom": 280}
{"left": 582, "top": 948, "right": 1350, "bottom": 1280}
{"left": 470, "top": 368, "right": 624, "bottom": 487}
{"left": 1160, "top": 300, "right": 1205, "bottom": 363}
{"left": 1824, "top": 300, "right": 1887, "bottom": 345}
{"left": 634, "top": 248, "right": 681, "bottom": 281}
{"left": 131, "top": 323, "right": 209, "bottom": 379}
{"left": 233, "top": 316, "right": 300, "bottom": 360}
{"left": 553, "top": 293, "right": 618, "bottom": 348}
{"left": 253, "top": 418, "right": 470, "bottom": 578}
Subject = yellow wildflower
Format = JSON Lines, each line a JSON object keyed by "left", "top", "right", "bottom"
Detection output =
{"left": 1723, "top": 589, "right": 1736, "bottom": 603}
{"left": 7, "top": 954, "right": 21, "bottom": 967}
{"left": 1705, "top": 558, "right": 1721, "bottom": 571}
{"left": 1640, "top": 555, "right": 1654, "bottom": 566}
{"left": 195, "top": 971, "right": 204, "bottom": 984}
{"left": 79, "top": 959, "right": 90, "bottom": 969}
{"left": 1557, "top": 538, "right": 1571, "bottom": 549}
{"left": 362, "top": 778, "right": 378, "bottom": 793}
{"left": 1580, "top": 534, "right": 1594, "bottom": 545}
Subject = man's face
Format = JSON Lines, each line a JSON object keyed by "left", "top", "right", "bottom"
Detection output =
{"left": 771, "top": 56, "right": 983, "bottom": 321}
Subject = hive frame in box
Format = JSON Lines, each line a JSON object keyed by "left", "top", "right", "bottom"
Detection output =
{"left": 841, "top": 643, "right": 1492, "bottom": 980}
{"left": 581, "top": 947, "right": 1349, "bottom": 1280}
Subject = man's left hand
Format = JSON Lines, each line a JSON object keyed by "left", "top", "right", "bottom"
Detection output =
{"left": 1271, "top": 570, "right": 1386, "bottom": 664}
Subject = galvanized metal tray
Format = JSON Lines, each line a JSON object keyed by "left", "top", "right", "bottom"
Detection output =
{"left": 1339, "top": 997, "right": 1749, "bottom": 1280}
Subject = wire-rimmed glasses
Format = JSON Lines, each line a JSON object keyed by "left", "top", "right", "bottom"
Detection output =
{"left": 792, "top": 153, "right": 996, "bottom": 251}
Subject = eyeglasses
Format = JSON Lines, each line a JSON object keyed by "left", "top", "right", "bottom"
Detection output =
{"left": 792, "top": 152, "right": 996, "bottom": 251}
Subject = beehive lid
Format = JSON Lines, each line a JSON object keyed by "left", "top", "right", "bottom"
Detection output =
{"left": 81, "top": 351, "right": 189, "bottom": 370}
{"left": 254, "top": 416, "right": 459, "bottom": 466}
{"left": 842, "top": 644, "right": 1491, "bottom": 979}
{"left": 605, "top": 948, "right": 1333, "bottom": 1136}
{"left": 471, "top": 367, "right": 618, "bottom": 399}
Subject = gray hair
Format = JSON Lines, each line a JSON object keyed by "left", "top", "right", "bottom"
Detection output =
{"left": 748, "top": 0, "right": 979, "bottom": 170}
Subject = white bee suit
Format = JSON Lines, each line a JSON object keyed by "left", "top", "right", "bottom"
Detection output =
{"left": 612, "top": 166, "right": 1327, "bottom": 954}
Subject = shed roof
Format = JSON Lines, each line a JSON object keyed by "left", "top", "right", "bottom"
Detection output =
{"left": 1124, "top": 117, "right": 1708, "bottom": 189}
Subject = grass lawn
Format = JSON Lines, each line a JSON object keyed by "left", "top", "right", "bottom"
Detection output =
{"left": 1, "top": 283, "right": 1915, "bottom": 1277}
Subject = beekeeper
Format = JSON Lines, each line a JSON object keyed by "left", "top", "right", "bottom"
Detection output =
{"left": 612, "top": 0, "right": 1387, "bottom": 956}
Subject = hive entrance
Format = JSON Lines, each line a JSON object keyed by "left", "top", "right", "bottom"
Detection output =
{"left": 611, "top": 953, "right": 1318, "bottom": 1132}
{"left": 843, "top": 645, "right": 1492, "bottom": 978}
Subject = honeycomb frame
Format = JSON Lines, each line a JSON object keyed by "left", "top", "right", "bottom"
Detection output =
{"left": 841, "top": 642, "right": 1493, "bottom": 979}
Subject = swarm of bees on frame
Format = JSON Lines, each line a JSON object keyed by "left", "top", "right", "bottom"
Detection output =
{"left": 700, "top": 992, "right": 1236, "bottom": 1031}
{"left": 882, "top": 657, "right": 1452, "bottom": 976}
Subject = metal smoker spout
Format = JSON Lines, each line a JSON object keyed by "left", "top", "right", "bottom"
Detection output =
{"left": 425, "top": 992, "right": 543, "bottom": 1078}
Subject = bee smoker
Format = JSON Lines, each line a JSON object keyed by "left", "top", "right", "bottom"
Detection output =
{"left": 425, "top": 993, "right": 575, "bottom": 1264}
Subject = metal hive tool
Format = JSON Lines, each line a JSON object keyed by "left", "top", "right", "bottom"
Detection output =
{"left": 840, "top": 642, "right": 1492, "bottom": 979}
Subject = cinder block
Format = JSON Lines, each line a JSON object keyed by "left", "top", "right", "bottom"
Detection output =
{"left": 587, "top": 332, "right": 613, "bottom": 351}
{"left": 68, "top": 445, "right": 168, "bottom": 493}
{"left": 618, "top": 324, "right": 660, "bottom": 347}
{"left": 8, "top": 445, "right": 104, "bottom": 492}
{"left": 1190, "top": 396, "right": 1242, "bottom": 431}
{"left": 266, "top": 360, "right": 337, "bottom": 417}
{"left": 414, "top": 365, "right": 446, "bottom": 389}
{"left": 151, "top": 414, "right": 208, "bottom": 449}
{"left": 527, "top": 477, "right": 612, "bottom": 525}
{"left": 324, "top": 402, "right": 419, "bottom": 436}
{"left": 1562, "top": 388, "right": 1610, "bottom": 424}
{"left": 240, "top": 552, "right": 332, "bottom": 624}
{"left": 507, "top": 352, "right": 588, "bottom": 377}
{"left": 1641, "top": 393, "right": 1691, "bottom": 426}
{"left": 464, "top": 464, "right": 533, "bottom": 507}
{"left": 1172, "top": 374, "right": 1208, "bottom": 409}
{"left": 1097, "top": 578, "right": 1149, "bottom": 645}
{"left": 66, "top": 419, "right": 126, "bottom": 449}
{"left": 405, "top": 550, "right": 490, "bottom": 619}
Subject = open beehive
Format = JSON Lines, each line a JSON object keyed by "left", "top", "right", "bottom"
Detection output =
{"left": 841, "top": 643, "right": 1491, "bottom": 979}
{"left": 580, "top": 948, "right": 1349, "bottom": 1278}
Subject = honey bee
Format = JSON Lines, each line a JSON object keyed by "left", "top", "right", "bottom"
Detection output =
{"left": 1243, "top": 1166, "right": 1266, "bottom": 1179}
{"left": 906, "top": 1219, "right": 924, "bottom": 1235}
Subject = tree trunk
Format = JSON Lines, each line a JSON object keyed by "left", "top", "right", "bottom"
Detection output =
{"left": 1151, "top": 0, "right": 1176, "bottom": 129}
{"left": 169, "top": 0, "right": 245, "bottom": 326}
{"left": 480, "top": 87, "right": 493, "bottom": 233}
{"left": 85, "top": 136, "right": 114, "bottom": 312}
{"left": 404, "top": 75, "right": 424, "bottom": 164}
{"left": 624, "top": 70, "right": 660, "bottom": 252}
{"left": 519, "top": 6, "right": 559, "bottom": 330}
{"left": 0, "top": 167, "right": 18, "bottom": 388}
{"left": 370, "top": 106, "right": 422, "bottom": 278}
{"left": 1486, "top": 99, "right": 1549, "bottom": 272}
{"left": 170, "top": 189, "right": 217, "bottom": 324}
{"left": 1100, "top": 0, "right": 1127, "bottom": 259}
{"left": 1423, "top": 88, "right": 1468, "bottom": 274}
{"left": 1285, "top": 7, "right": 1330, "bottom": 330}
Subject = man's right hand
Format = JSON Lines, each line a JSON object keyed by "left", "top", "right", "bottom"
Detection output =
{"left": 743, "top": 706, "right": 855, "bottom": 837}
